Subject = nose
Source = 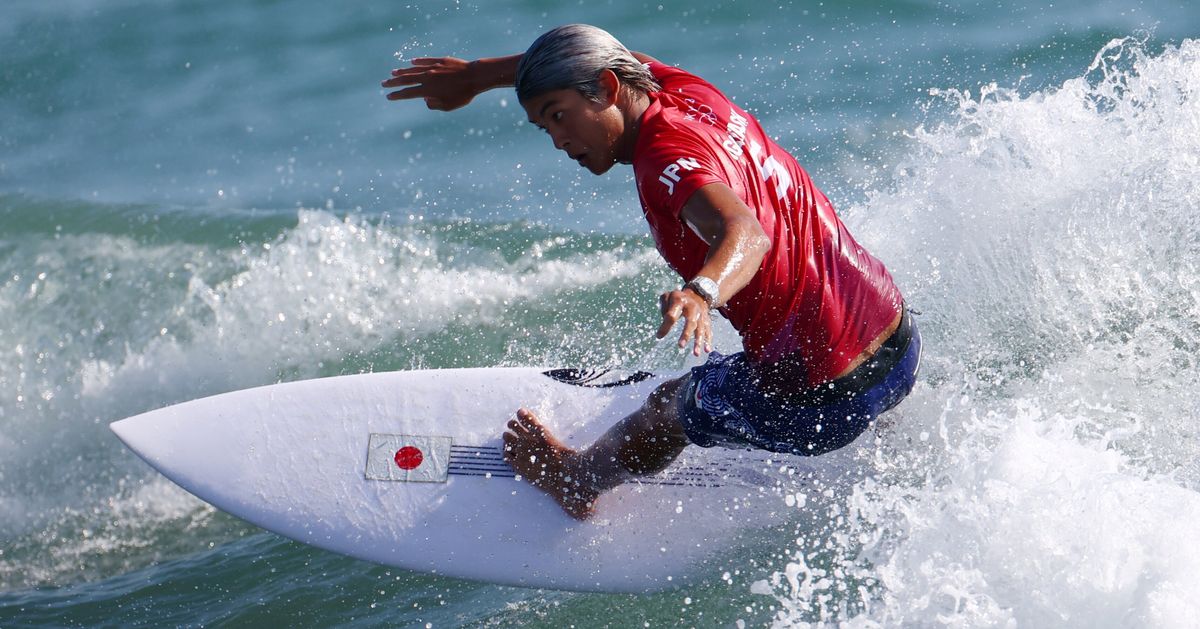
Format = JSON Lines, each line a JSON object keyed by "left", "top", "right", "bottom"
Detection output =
{"left": 550, "top": 130, "right": 570, "bottom": 152}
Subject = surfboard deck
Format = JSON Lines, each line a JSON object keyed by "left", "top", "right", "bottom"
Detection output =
{"left": 110, "top": 367, "right": 801, "bottom": 592}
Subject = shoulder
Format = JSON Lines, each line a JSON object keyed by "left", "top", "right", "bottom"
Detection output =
{"left": 646, "top": 62, "right": 721, "bottom": 95}
{"left": 633, "top": 77, "right": 731, "bottom": 180}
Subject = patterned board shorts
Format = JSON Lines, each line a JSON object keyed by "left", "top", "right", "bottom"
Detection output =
{"left": 677, "top": 309, "right": 921, "bottom": 456}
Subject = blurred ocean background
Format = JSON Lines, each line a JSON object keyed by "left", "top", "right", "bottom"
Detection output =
{"left": 3, "top": 0, "right": 1199, "bottom": 626}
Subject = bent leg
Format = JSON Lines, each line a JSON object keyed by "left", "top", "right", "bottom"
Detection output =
{"left": 503, "top": 376, "right": 690, "bottom": 520}
{"left": 579, "top": 376, "right": 691, "bottom": 485}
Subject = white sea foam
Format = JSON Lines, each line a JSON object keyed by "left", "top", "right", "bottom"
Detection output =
{"left": 759, "top": 38, "right": 1200, "bottom": 626}
{"left": 75, "top": 211, "right": 660, "bottom": 404}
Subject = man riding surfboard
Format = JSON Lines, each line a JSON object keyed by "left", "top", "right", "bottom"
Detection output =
{"left": 383, "top": 24, "right": 920, "bottom": 520}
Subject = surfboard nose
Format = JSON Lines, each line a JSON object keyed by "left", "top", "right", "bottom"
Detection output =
{"left": 109, "top": 414, "right": 158, "bottom": 464}
{"left": 109, "top": 416, "right": 133, "bottom": 443}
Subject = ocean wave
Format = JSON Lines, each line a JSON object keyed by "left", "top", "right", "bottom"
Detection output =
{"left": 760, "top": 37, "right": 1200, "bottom": 626}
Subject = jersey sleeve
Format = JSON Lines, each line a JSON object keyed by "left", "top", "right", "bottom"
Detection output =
{"left": 635, "top": 125, "right": 727, "bottom": 219}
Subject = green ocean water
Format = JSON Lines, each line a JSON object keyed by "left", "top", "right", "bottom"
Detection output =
{"left": 3, "top": 1, "right": 1200, "bottom": 626}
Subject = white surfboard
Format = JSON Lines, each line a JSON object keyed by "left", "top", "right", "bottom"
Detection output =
{"left": 110, "top": 367, "right": 806, "bottom": 592}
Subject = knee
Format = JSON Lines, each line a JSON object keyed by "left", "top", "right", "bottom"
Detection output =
{"left": 648, "top": 377, "right": 687, "bottom": 416}
{"left": 639, "top": 377, "right": 689, "bottom": 449}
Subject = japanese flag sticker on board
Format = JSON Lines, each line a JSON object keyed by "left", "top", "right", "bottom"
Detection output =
{"left": 365, "top": 434, "right": 452, "bottom": 482}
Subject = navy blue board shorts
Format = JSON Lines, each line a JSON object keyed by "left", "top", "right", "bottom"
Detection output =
{"left": 677, "top": 309, "right": 921, "bottom": 456}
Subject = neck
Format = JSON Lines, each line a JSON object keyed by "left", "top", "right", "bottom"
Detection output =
{"left": 614, "top": 90, "right": 650, "bottom": 165}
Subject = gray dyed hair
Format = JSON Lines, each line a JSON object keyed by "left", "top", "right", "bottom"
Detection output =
{"left": 515, "top": 24, "right": 660, "bottom": 104}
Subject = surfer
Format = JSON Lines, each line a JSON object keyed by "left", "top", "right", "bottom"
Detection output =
{"left": 383, "top": 24, "right": 921, "bottom": 520}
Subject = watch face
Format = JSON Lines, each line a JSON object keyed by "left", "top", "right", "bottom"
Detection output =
{"left": 688, "top": 277, "right": 719, "bottom": 306}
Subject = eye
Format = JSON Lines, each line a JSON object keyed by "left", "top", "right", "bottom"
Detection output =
{"left": 552, "top": 111, "right": 564, "bottom": 121}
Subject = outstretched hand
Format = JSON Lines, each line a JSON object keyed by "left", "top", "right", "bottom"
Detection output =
{"left": 382, "top": 57, "right": 478, "bottom": 111}
{"left": 657, "top": 289, "right": 713, "bottom": 356}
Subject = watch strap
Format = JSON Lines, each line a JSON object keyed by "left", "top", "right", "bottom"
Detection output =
{"left": 684, "top": 276, "right": 720, "bottom": 308}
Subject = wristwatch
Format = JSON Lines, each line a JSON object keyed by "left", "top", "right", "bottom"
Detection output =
{"left": 684, "top": 275, "right": 720, "bottom": 308}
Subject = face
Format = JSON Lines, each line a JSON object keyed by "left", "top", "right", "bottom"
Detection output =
{"left": 522, "top": 87, "right": 625, "bottom": 175}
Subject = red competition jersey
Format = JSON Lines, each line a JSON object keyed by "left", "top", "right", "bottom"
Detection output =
{"left": 633, "top": 62, "right": 902, "bottom": 387}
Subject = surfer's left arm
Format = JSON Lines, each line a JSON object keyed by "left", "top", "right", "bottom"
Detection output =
{"left": 657, "top": 183, "right": 771, "bottom": 355}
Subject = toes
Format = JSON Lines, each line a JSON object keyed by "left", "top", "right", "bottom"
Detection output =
{"left": 511, "top": 410, "right": 539, "bottom": 434}
{"left": 517, "top": 419, "right": 546, "bottom": 439}
{"left": 515, "top": 407, "right": 540, "bottom": 427}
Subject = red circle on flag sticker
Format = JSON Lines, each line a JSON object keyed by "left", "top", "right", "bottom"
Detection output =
{"left": 394, "top": 446, "right": 423, "bottom": 470}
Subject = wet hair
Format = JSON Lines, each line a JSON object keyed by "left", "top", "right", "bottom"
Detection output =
{"left": 515, "top": 24, "right": 660, "bottom": 104}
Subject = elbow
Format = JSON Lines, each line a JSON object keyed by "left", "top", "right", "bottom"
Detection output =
{"left": 746, "top": 223, "right": 772, "bottom": 261}
{"left": 753, "top": 231, "right": 772, "bottom": 257}
{"left": 725, "top": 215, "right": 770, "bottom": 265}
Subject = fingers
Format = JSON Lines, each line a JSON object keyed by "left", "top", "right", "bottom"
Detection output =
{"left": 384, "top": 88, "right": 446, "bottom": 110}
{"left": 383, "top": 87, "right": 447, "bottom": 110}
{"left": 382, "top": 72, "right": 424, "bottom": 88}
{"left": 382, "top": 83, "right": 460, "bottom": 110}
{"left": 656, "top": 291, "right": 713, "bottom": 355}
{"left": 657, "top": 295, "right": 686, "bottom": 338}
{"left": 382, "top": 63, "right": 441, "bottom": 92}
{"left": 382, "top": 56, "right": 472, "bottom": 109}
{"left": 677, "top": 308, "right": 712, "bottom": 356}
{"left": 384, "top": 84, "right": 428, "bottom": 101}
{"left": 388, "top": 58, "right": 441, "bottom": 76}
{"left": 678, "top": 309, "right": 701, "bottom": 353}
{"left": 382, "top": 67, "right": 438, "bottom": 91}
{"left": 386, "top": 67, "right": 428, "bottom": 80}
{"left": 385, "top": 57, "right": 453, "bottom": 82}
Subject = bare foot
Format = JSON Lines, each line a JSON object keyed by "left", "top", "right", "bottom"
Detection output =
{"left": 502, "top": 408, "right": 599, "bottom": 520}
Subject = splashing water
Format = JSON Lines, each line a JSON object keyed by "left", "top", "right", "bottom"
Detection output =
{"left": 756, "top": 38, "right": 1200, "bottom": 627}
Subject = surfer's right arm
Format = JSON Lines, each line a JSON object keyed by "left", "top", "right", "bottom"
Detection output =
{"left": 382, "top": 51, "right": 660, "bottom": 111}
{"left": 382, "top": 55, "right": 520, "bottom": 111}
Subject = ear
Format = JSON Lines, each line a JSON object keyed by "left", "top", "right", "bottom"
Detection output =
{"left": 597, "top": 69, "right": 621, "bottom": 107}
